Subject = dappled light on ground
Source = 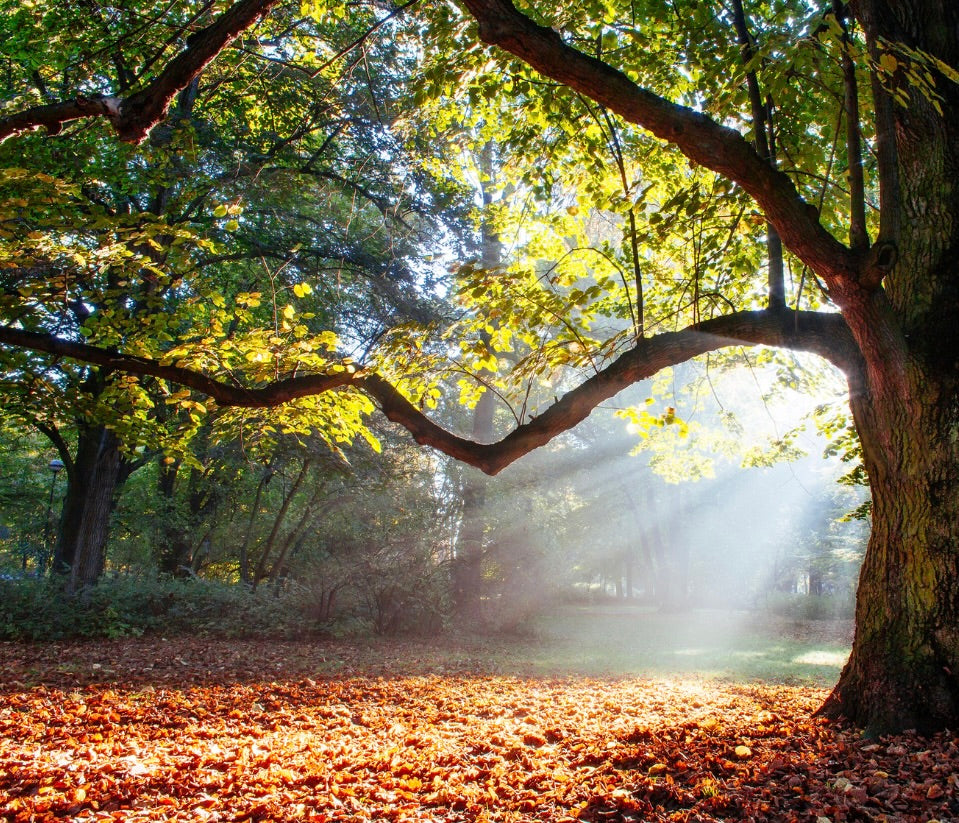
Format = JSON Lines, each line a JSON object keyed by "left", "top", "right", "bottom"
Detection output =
{"left": 2, "top": 637, "right": 957, "bottom": 822}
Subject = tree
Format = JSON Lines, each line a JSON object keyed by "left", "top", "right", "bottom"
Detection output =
{"left": 0, "top": 0, "right": 461, "bottom": 588}
{"left": 1, "top": 0, "right": 958, "bottom": 734}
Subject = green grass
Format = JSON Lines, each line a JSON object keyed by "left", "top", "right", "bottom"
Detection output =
{"left": 464, "top": 604, "right": 852, "bottom": 686}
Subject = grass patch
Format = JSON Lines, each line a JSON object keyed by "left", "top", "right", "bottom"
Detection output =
{"left": 467, "top": 604, "right": 852, "bottom": 686}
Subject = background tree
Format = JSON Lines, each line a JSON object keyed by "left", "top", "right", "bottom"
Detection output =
{"left": 0, "top": 0, "right": 466, "bottom": 588}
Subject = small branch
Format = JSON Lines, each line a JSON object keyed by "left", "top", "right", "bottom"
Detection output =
{"left": 865, "top": 38, "right": 900, "bottom": 245}
{"left": 600, "top": 107, "right": 644, "bottom": 337}
{"left": 730, "top": 0, "right": 785, "bottom": 310}
{"left": 300, "top": 0, "right": 421, "bottom": 80}
{"left": 837, "top": 6, "right": 869, "bottom": 252}
{"left": 35, "top": 422, "right": 76, "bottom": 479}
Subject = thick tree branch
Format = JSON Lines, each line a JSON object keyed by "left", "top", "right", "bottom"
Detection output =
{"left": 0, "top": 309, "right": 861, "bottom": 475}
{"left": 457, "top": 0, "right": 863, "bottom": 294}
{"left": 34, "top": 421, "right": 76, "bottom": 479}
{"left": 0, "top": 0, "right": 280, "bottom": 145}
{"left": 372, "top": 310, "right": 861, "bottom": 473}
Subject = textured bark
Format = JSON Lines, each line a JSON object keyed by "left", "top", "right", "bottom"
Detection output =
{"left": 818, "top": 0, "right": 959, "bottom": 734}
{"left": 52, "top": 425, "right": 123, "bottom": 591}
{"left": 823, "top": 352, "right": 959, "bottom": 733}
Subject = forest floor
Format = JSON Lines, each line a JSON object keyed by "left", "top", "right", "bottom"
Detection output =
{"left": 2, "top": 607, "right": 958, "bottom": 822}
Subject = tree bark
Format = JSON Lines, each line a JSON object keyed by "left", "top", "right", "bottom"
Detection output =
{"left": 52, "top": 424, "right": 123, "bottom": 591}
{"left": 823, "top": 348, "right": 959, "bottom": 733}
{"left": 818, "top": 0, "right": 959, "bottom": 734}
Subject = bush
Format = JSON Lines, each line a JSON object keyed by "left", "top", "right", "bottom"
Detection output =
{"left": 0, "top": 575, "right": 346, "bottom": 641}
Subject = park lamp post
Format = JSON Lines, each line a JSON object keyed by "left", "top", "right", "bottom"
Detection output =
{"left": 41, "top": 458, "right": 64, "bottom": 575}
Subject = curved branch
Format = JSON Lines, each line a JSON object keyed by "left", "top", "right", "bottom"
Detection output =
{"left": 0, "top": 309, "right": 862, "bottom": 476}
{"left": 373, "top": 309, "right": 861, "bottom": 473}
{"left": 34, "top": 421, "right": 76, "bottom": 479}
{"left": 0, "top": 326, "right": 358, "bottom": 404}
{"left": 0, "top": 0, "right": 280, "bottom": 145}
{"left": 457, "top": 0, "right": 862, "bottom": 291}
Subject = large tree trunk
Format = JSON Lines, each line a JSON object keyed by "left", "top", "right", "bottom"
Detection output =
{"left": 823, "top": 0, "right": 959, "bottom": 734}
{"left": 52, "top": 424, "right": 123, "bottom": 591}
{"left": 827, "top": 347, "right": 959, "bottom": 734}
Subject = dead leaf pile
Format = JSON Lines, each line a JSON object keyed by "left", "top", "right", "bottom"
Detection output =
{"left": 1, "top": 638, "right": 957, "bottom": 822}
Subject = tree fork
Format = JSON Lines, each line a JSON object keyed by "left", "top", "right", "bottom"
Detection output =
{"left": 0, "top": 0, "right": 281, "bottom": 144}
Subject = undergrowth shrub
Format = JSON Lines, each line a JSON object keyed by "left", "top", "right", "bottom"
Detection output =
{"left": 0, "top": 576, "right": 344, "bottom": 641}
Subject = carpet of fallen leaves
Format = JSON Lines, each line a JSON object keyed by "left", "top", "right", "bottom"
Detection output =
{"left": 2, "top": 637, "right": 958, "bottom": 822}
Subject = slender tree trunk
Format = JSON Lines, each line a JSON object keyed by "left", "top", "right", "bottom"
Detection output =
{"left": 822, "top": 0, "right": 959, "bottom": 734}
{"left": 268, "top": 484, "right": 325, "bottom": 586}
{"left": 156, "top": 459, "right": 193, "bottom": 576}
{"left": 239, "top": 468, "right": 271, "bottom": 585}
{"left": 52, "top": 424, "right": 123, "bottom": 590}
{"left": 453, "top": 141, "right": 502, "bottom": 622}
{"left": 252, "top": 459, "right": 312, "bottom": 588}
{"left": 453, "top": 391, "right": 495, "bottom": 620}
{"left": 624, "top": 549, "right": 634, "bottom": 600}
